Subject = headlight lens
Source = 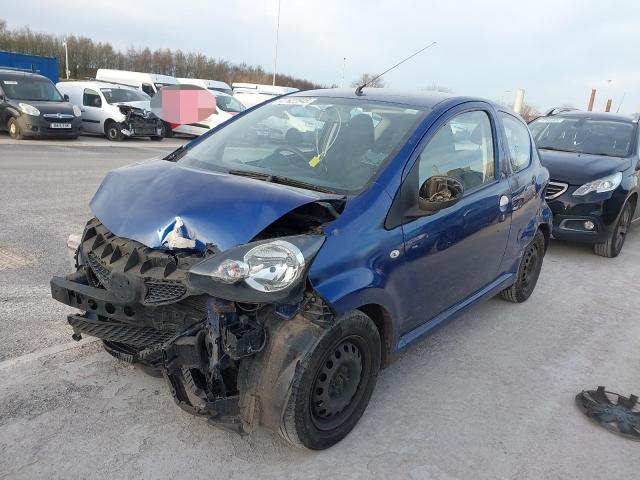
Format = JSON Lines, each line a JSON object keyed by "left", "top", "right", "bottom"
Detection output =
{"left": 188, "top": 235, "right": 325, "bottom": 301}
{"left": 73, "top": 105, "right": 82, "bottom": 117}
{"left": 573, "top": 172, "right": 622, "bottom": 196}
{"left": 18, "top": 103, "right": 40, "bottom": 116}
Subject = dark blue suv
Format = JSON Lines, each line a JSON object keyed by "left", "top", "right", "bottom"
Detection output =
{"left": 51, "top": 89, "right": 552, "bottom": 449}
{"left": 530, "top": 111, "right": 640, "bottom": 257}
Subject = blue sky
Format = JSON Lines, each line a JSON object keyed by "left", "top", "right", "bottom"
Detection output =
{"left": 4, "top": 0, "right": 639, "bottom": 113}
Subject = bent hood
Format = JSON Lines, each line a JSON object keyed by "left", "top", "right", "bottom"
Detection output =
{"left": 90, "top": 160, "right": 340, "bottom": 251}
{"left": 539, "top": 150, "right": 631, "bottom": 185}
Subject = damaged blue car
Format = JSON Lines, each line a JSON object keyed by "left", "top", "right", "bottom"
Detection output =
{"left": 51, "top": 89, "right": 552, "bottom": 449}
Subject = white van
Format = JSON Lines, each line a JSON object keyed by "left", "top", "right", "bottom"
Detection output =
{"left": 95, "top": 69, "right": 178, "bottom": 97}
{"left": 172, "top": 90, "right": 245, "bottom": 137}
{"left": 231, "top": 82, "right": 298, "bottom": 108}
{"left": 56, "top": 80, "right": 164, "bottom": 141}
{"left": 177, "top": 78, "right": 233, "bottom": 96}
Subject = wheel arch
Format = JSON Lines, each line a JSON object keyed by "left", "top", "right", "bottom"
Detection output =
{"left": 538, "top": 222, "right": 551, "bottom": 252}
{"left": 357, "top": 304, "right": 394, "bottom": 368}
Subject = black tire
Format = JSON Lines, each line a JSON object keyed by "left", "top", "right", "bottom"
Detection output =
{"left": 594, "top": 200, "right": 635, "bottom": 258}
{"left": 104, "top": 120, "right": 125, "bottom": 141}
{"left": 163, "top": 121, "right": 174, "bottom": 138}
{"left": 280, "top": 310, "right": 381, "bottom": 450}
{"left": 500, "top": 230, "right": 545, "bottom": 303}
{"left": 8, "top": 117, "right": 23, "bottom": 140}
{"left": 149, "top": 135, "right": 164, "bottom": 141}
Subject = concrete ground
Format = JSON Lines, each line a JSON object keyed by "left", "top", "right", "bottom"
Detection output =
{"left": 0, "top": 136, "right": 639, "bottom": 479}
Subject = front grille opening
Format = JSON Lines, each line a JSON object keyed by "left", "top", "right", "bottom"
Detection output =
{"left": 144, "top": 280, "right": 187, "bottom": 304}
{"left": 545, "top": 181, "right": 569, "bottom": 200}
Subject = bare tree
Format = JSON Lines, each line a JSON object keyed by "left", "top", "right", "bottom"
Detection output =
{"left": 0, "top": 18, "right": 320, "bottom": 90}
{"left": 351, "top": 73, "right": 386, "bottom": 88}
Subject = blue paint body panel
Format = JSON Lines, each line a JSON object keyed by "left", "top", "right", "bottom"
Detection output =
{"left": 90, "top": 89, "right": 553, "bottom": 356}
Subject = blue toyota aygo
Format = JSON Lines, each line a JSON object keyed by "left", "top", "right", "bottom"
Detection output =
{"left": 51, "top": 89, "right": 552, "bottom": 449}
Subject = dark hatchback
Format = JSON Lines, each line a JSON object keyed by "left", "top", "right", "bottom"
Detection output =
{"left": 529, "top": 111, "right": 640, "bottom": 257}
{"left": 0, "top": 68, "right": 81, "bottom": 139}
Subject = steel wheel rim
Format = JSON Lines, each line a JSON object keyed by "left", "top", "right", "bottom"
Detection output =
{"left": 520, "top": 243, "right": 540, "bottom": 289}
{"left": 9, "top": 122, "right": 16, "bottom": 135}
{"left": 310, "top": 337, "right": 366, "bottom": 431}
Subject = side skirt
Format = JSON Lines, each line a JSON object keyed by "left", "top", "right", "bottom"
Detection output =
{"left": 396, "top": 273, "right": 514, "bottom": 351}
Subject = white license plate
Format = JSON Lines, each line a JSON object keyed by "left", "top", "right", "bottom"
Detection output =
{"left": 50, "top": 123, "right": 72, "bottom": 129}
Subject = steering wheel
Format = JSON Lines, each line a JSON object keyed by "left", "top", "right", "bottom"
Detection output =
{"left": 274, "top": 146, "right": 308, "bottom": 165}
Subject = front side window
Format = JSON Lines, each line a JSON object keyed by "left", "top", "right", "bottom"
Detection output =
{"left": 83, "top": 89, "right": 102, "bottom": 108}
{"left": 101, "top": 88, "right": 150, "bottom": 104}
{"left": 142, "top": 83, "right": 155, "bottom": 96}
{"left": 417, "top": 110, "right": 496, "bottom": 192}
{"left": 529, "top": 116, "right": 634, "bottom": 157}
{"left": 1, "top": 77, "right": 63, "bottom": 102}
{"left": 500, "top": 112, "right": 532, "bottom": 173}
{"left": 179, "top": 96, "right": 428, "bottom": 194}
{"left": 215, "top": 95, "right": 244, "bottom": 113}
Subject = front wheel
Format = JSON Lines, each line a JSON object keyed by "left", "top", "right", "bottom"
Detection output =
{"left": 594, "top": 200, "right": 635, "bottom": 258}
{"left": 104, "top": 121, "right": 124, "bottom": 141}
{"left": 280, "top": 311, "right": 381, "bottom": 450}
{"left": 500, "top": 230, "right": 545, "bottom": 303}
{"left": 8, "top": 117, "right": 23, "bottom": 140}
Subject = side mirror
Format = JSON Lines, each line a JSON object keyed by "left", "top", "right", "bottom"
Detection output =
{"left": 418, "top": 176, "right": 464, "bottom": 212}
{"left": 63, "top": 94, "right": 70, "bottom": 102}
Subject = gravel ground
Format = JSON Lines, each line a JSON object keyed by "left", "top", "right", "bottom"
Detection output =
{"left": 0, "top": 138, "right": 639, "bottom": 479}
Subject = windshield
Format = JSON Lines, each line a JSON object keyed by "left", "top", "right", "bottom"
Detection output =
{"left": 1, "top": 77, "right": 63, "bottom": 101}
{"left": 101, "top": 88, "right": 150, "bottom": 104}
{"left": 179, "top": 96, "right": 427, "bottom": 194}
{"left": 530, "top": 116, "right": 635, "bottom": 157}
{"left": 216, "top": 95, "right": 245, "bottom": 113}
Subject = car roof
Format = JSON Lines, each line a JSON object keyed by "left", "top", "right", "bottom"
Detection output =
{"left": 290, "top": 88, "right": 473, "bottom": 109}
{"left": 547, "top": 110, "right": 637, "bottom": 123}
{"left": 0, "top": 68, "right": 50, "bottom": 82}
{"left": 57, "top": 80, "right": 141, "bottom": 91}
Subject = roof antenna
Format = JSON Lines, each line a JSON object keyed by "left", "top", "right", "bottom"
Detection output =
{"left": 355, "top": 41, "right": 437, "bottom": 96}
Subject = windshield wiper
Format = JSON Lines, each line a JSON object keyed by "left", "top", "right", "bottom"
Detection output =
{"left": 164, "top": 145, "right": 188, "bottom": 162}
{"left": 539, "top": 147, "right": 575, "bottom": 153}
{"left": 227, "top": 170, "right": 337, "bottom": 194}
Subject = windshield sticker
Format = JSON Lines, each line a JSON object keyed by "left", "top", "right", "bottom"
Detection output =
{"left": 2, "top": 80, "right": 18, "bottom": 85}
{"left": 273, "top": 97, "right": 317, "bottom": 106}
{"left": 535, "top": 117, "right": 564, "bottom": 123}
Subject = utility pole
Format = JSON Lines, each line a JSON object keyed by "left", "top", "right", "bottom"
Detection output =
{"left": 616, "top": 92, "right": 626, "bottom": 113}
{"left": 340, "top": 57, "right": 346, "bottom": 88}
{"left": 272, "top": 0, "right": 281, "bottom": 86}
{"left": 62, "top": 39, "right": 70, "bottom": 79}
{"left": 513, "top": 89, "right": 525, "bottom": 114}
{"left": 587, "top": 89, "right": 596, "bottom": 111}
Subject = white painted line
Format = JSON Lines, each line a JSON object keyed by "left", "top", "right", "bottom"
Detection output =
{"left": 0, "top": 338, "right": 99, "bottom": 371}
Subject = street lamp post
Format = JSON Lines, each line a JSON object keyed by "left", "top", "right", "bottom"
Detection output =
{"left": 62, "top": 40, "right": 70, "bottom": 79}
{"left": 340, "top": 57, "right": 346, "bottom": 88}
{"left": 272, "top": 0, "right": 281, "bottom": 86}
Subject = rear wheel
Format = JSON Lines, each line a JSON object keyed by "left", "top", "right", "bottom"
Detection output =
{"left": 500, "top": 230, "right": 545, "bottom": 303}
{"left": 8, "top": 117, "right": 23, "bottom": 140}
{"left": 104, "top": 121, "right": 124, "bottom": 141}
{"left": 594, "top": 200, "right": 635, "bottom": 258}
{"left": 280, "top": 310, "right": 381, "bottom": 450}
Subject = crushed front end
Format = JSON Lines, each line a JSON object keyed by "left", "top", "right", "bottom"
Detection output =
{"left": 116, "top": 104, "right": 164, "bottom": 138}
{"left": 50, "top": 217, "right": 335, "bottom": 434}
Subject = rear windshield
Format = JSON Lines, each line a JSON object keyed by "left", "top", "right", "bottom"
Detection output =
{"left": 208, "top": 87, "right": 233, "bottom": 96}
{"left": 530, "top": 116, "right": 635, "bottom": 157}
{"left": 215, "top": 95, "right": 245, "bottom": 113}
{"left": 101, "top": 88, "right": 150, "bottom": 104}
{"left": 1, "top": 77, "right": 63, "bottom": 101}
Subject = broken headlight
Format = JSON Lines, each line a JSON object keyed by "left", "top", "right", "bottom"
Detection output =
{"left": 187, "top": 235, "right": 325, "bottom": 302}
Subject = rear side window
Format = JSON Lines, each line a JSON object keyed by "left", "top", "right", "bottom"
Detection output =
{"left": 417, "top": 110, "right": 496, "bottom": 193}
{"left": 500, "top": 112, "right": 532, "bottom": 173}
{"left": 83, "top": 89, "right": 102, "bottom": 108}
{"left": 142, "top": 83, "right": 155, "bottom": 96}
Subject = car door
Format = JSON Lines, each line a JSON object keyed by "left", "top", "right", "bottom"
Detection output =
{"left": 81, "top": 88, "right": 104, "bottom": 133}
{"left": 498, "top": 111, "right": 541, "bottom": 255}
{"left": 395, "top": 105, "right": 512, "bottom": 333}
{"left": 0, "top": 83, "right": 7, "bottom": 129}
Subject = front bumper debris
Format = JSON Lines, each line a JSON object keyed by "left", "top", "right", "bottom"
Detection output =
{"left": 50, "top": 218, "right": 331, "bottom": 435}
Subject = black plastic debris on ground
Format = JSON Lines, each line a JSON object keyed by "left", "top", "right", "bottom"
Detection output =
{"left": 576, "top": 386, "right": 640, "bottom": 441}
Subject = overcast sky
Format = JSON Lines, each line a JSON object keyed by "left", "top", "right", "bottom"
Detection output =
{"left": 4, "top": 0, "right": 639, "bottom": 113}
